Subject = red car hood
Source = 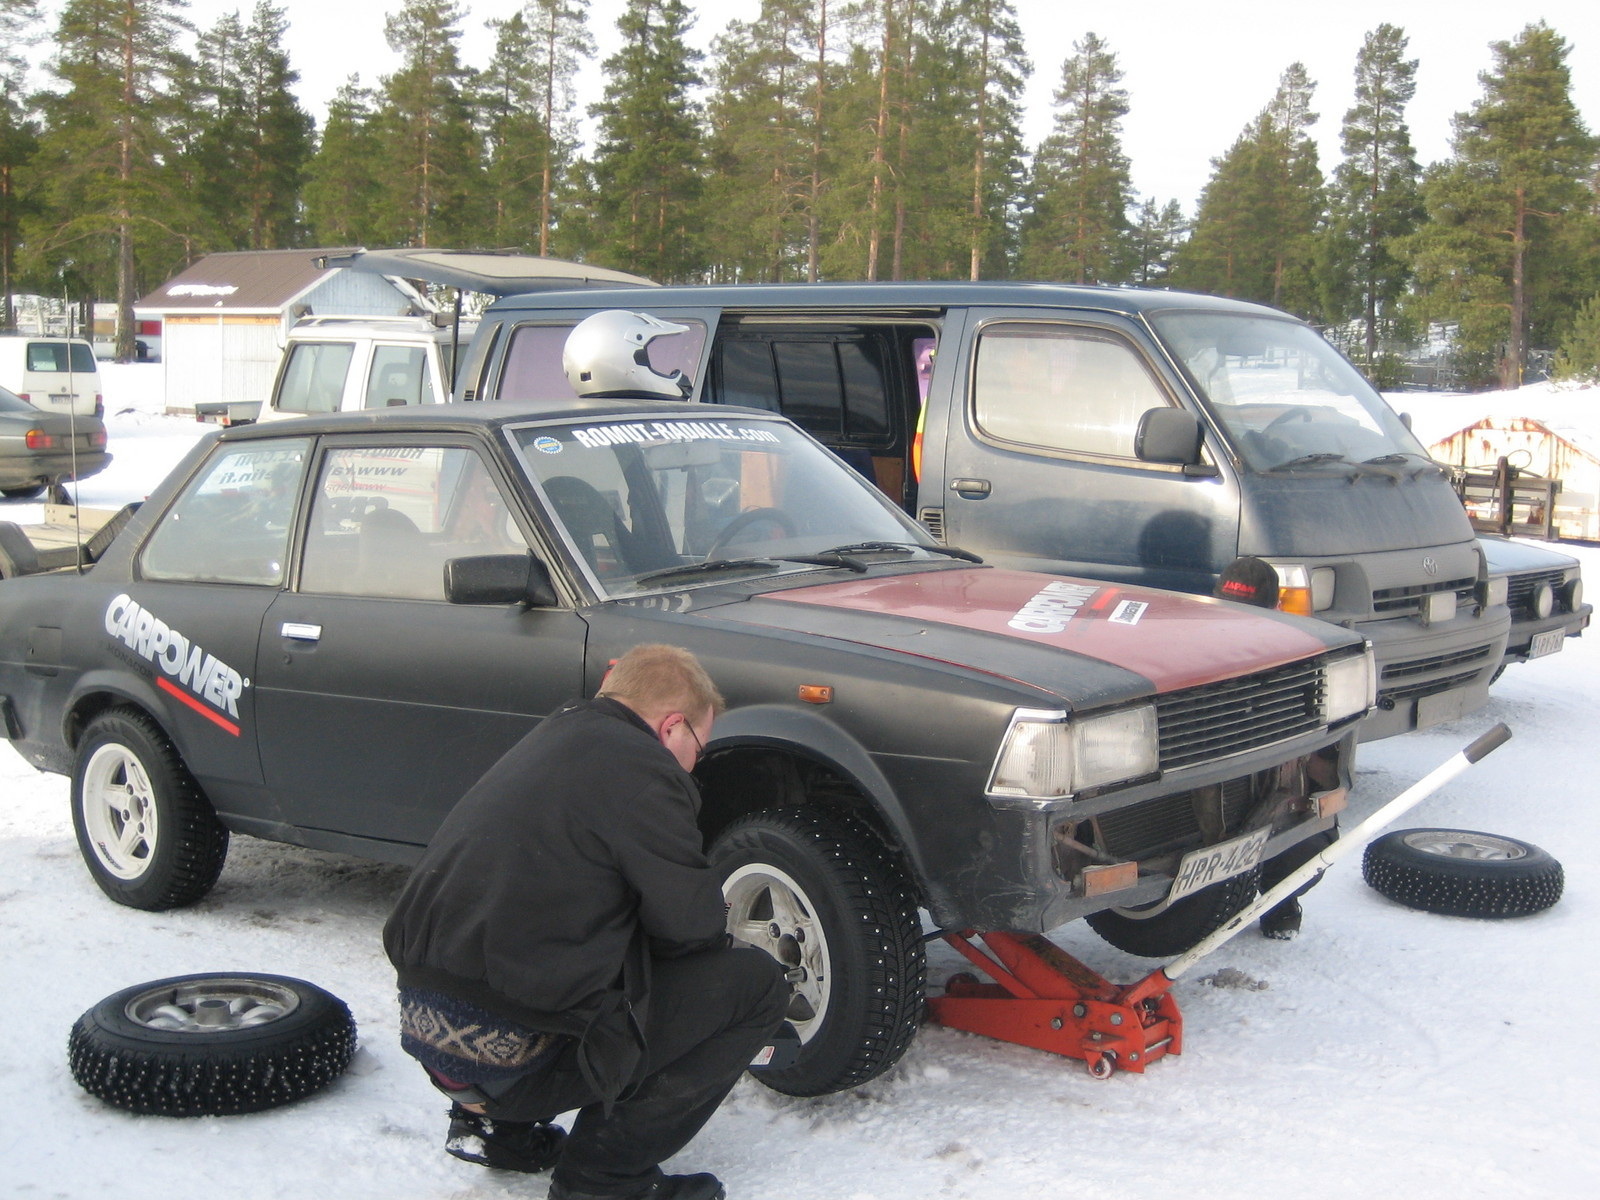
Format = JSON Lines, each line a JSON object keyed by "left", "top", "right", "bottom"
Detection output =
{"left": 747, "top": 568, "right": 1333, "bottom": 692}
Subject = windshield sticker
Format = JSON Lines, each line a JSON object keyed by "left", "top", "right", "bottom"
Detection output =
{"left": 532, "top": 436, "right": 563, "bottom": 455}
{"left": 104, "top": 594, "right": 246, "bottom": 736}
{"left": 1109, "top": 600, "right": 1148, "bottom": 626}
{"left": 570, "top": 420, "right": 779, "bottom": 449}
{"left": 1008, "top": 581, "right": 1101, "bottom": 634}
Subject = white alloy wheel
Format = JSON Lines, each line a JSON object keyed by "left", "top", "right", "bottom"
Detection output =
{"left": 723, "top": 863, "right": 833, "bottom": 1044}
{"left": 80, "top": 742, "right": 159, "bottom": 880}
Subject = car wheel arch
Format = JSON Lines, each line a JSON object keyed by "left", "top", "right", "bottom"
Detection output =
{"left": 64, "top": 673, "right": 172, "bottom": 751}
{"left": 696, "top": 707, "right": 928, "bottom": 900}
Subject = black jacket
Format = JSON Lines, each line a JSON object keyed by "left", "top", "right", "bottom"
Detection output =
{"left": 383, "top": 697, "right": 729, "bottom": 1095}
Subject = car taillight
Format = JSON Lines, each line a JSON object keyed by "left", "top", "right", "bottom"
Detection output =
{"left": 17, "top": 392, "right": 30, "bottom": 402}
{"left": 90, "top": 430, "right": 108, "bottom": 447}
{"left": 95, "top": 394, "right": 104, "bottom": 418}
{"left": 26, "top": 429, "right": 57, "bottom": 449}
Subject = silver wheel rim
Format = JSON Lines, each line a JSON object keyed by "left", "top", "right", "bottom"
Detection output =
{"left": 1401, "top": 831, "right": 1527, "bottom": 862}
{"left": 723, "top": 863, "right": 832, "bottom": 1044}
{"left": 81, "top": 743, "right": 159, "bottom": 880}
{"left": 125, "top": 978, "right": 301, "bottom": 1033}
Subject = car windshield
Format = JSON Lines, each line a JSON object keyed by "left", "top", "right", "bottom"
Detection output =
{"left": 511, "top": 414, "right": 936, "bottom": 596}
{"left": 1153, "top": 311, "right": 1427, "bottom": 472}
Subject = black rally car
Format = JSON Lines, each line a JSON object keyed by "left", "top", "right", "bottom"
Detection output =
{"left": 0, "top": 399, "right": 1373, "bottom": 1096}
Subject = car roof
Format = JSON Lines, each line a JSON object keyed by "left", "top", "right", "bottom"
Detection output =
{"left": 482, "top": 279, "right": 1296, "bottom": 321}
{"left": 217, "top": 396, "right": 781, "bottom": 443}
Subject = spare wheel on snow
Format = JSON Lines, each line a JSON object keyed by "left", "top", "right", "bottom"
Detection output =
{"left": 1361, "top": 828, "right": 1563, "bottom": 919}
{"left": 69, "top": 972, "right": 357, "bottom": 1116}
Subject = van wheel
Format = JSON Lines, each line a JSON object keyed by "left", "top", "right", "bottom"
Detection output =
{"left": 1086, "top": 869, "right": 1261, "bottom": 958}
{"left": 69, "top": 973, "right": 357, "bottom": 1116}
{"left": 71, "top": 708, "right": 229, "bottom": 911}
{"left": 1362, "top": 829, "right": 1563, "bottom": 918}
{"left": 710, "top": 808, "right": 926, "bottom": 1097}
{"left": 2, "top": 484, "right": 45, "bottom": 499}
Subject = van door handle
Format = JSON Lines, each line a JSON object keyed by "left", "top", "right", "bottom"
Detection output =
{"left": 950, "top": 478, "right": 991, "bottom": 499}
{"left": 279, "top": 622, "right": 322, "bottom": 642}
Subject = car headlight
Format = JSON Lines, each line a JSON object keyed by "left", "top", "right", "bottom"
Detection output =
{"left": 1322, "top": 649, "right": 1375, "bottom": 724}
{"left": 1478, "top": 575, "right": 1509, "bottom": 609}
{"left": 1267, "top": 562, "right": 1336, "bottom": 615}
{"left": 987, "top": 705, "right": 1158, "bottom": 808}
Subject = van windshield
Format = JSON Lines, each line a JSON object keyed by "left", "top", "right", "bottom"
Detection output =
{"left": 511, "top": 414, "right": 935, "bottom": 596}
{"left": 1153, "top": 312, "right": 1426, "bottom": 472}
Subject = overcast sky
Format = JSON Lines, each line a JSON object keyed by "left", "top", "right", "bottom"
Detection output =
{"left": 88, "top": 1, "right": 1600, "bottom": 213}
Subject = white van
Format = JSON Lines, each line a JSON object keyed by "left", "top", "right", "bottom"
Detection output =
{"left": 255, "top": 315, "right": 473, "bottom": 424}
{"left": 0, "top": 337, "right": 103, "bottom": 417}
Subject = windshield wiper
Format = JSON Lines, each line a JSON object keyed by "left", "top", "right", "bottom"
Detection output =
{"left": 631, "top": 557, "right": 782, "bottom": 587}
{"left": 816, "top": 540, "right": 984, "bottom": 563}
{"left": 1266, "top": 452, "right": 1349, "bottom": 471}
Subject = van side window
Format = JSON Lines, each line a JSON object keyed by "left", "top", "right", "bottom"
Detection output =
{"left": 713, "top": 337, "right": 892, "bottom": 448}
{"left": 497, "top": 319, "right": 708, "bottom": 401}
{"left": 973, "top": 324, "right": 1168, "bottom": 460}
{"left": 278, "top": 342, "right": 355, "bottom": 414}
{"left": 365, "top": 345, "right": 434, "bottom": 409}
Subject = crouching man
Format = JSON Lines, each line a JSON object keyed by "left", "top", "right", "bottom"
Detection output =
{"left": 383, "top": 645, "right": 790, "bottom": 1200}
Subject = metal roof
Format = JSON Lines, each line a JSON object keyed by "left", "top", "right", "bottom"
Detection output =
{"left": 137, "top": 248, "right": 368, "bottom": 313}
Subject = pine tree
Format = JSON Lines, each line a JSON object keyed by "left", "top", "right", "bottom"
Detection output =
{"left": 303, "top": 76, "right": 384, "bottom": 245}
{"left": 1322, "top": 24, "right": 1422, "bottom": 370}
{"left": 1175, "top": 63, "right": 1323, "bottom": 315}
{"left": 31, "top": 0, "right": 196, "bottom": 360}
{"left": 1021, "top": 31, "right": 1130, "bottom": 284}
{"left": 1128, "top": 197, "right": 1186, "bottom": 285}
{"left": 0, "top": 0, "right": 39, "bottom": 328}
{"left": 375, "top": 0, "right": 483, "bottom": 248}
{"left": 1553, "top": 292, "right": 1600, "bottom": 383}
{"left": 1403, "top": 23, "right": 1598, "bottom": 389}
{"left": 589, "top": 0, "right": 707, "bottom": 282}
{"left": 186, "top": 2, "right": 313, "bottom": 250}
{"left": 704, "top": 0, "right": 815, "bottom": 281}
{"left": 951, "top": 0, "right": 1029, "bottom": 280}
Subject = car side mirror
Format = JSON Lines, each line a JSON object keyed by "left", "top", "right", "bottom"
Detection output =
{"left": 444, "top": 552, "right": 559, "bottom": 607}
{"left": 1135, "top": 407, "right": 1205, "bottom": 467}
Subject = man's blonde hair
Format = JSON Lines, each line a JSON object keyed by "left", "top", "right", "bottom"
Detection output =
{"left": 598, "top": 644, "right": 726, "bottom": 722}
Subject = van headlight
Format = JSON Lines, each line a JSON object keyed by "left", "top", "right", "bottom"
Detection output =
{"left": 1322, "top": 649, "right": 1375, "bottom": 724}
{"left": 987, "top": 705, "right": 1158, "bottom": 809}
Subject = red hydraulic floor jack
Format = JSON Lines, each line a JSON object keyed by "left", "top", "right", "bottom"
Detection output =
{"left": 927, "top": 724, "right": 1511, "bottom": 1078}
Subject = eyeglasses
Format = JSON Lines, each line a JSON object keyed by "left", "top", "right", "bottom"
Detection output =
{"left": 683, "top": 718, "right": 705, "bottom": 761}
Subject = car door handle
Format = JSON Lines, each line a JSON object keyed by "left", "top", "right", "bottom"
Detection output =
{"left": 279, "top": 622, "right": 322, "bottom": 642}
{"left": 950, "top": 477, "right": 991, "bottom": 498}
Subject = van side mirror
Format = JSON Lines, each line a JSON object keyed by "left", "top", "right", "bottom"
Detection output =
{"left": 1135, "top": 407, "right": 1205, "bottom": 467}
{"left": 1398, "top": 411, "right": 1413, "bottom": 432}
{"left": 445, "top": 553, "right": 559, "bottom": 607}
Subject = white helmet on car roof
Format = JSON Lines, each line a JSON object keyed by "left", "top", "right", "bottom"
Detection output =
{"left": 563, "top": 310, "right": 693, "bottom": 400}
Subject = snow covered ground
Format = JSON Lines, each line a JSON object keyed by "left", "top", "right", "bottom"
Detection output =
{"left": 3, "top": 366, "right": 1596, "bottom": 1198}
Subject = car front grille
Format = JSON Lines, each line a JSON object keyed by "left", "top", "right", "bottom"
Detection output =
{"left": 1506, "top": 569, "right": 1566, "bottom": 616}
{"left": 1153, "top": 658, "right": 1326, "bottom": 772}
{"left": 1378, "top": 645, "right": 1494, "bottom": 703}
{"left": 1096, "top": 776, "right": 1254, "bottom": 859}
{"left": 1372, "top": 577, "right": 1476, "bottom": 616}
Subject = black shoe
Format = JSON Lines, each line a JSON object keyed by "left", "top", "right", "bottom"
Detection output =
{"left": 445, "top": 1105, "right": 565, "bottom": 1173}
{"left": 547, "top": 1170, "right": 726, "bottom": 1200}
{"left": 1259, "top": 897, "right": 1303, "bottom": 940}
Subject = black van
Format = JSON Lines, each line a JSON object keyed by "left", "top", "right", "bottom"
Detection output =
{"left": 456, "top": 282, "right": 1510, "bottom": 741}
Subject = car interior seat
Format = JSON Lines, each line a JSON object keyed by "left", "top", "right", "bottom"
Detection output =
{"left": 542, "top": 475, "right": 631, "bottom": 578}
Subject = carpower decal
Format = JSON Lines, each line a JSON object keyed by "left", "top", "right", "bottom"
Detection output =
{"left": 104, "top": 594, "right": 246, "bottom": 736}
{"left": 1007, "top": 581, "right": 1101, "bottom": 633}
{"left": 571, "top": 420, "right": 779, "bottom": 448}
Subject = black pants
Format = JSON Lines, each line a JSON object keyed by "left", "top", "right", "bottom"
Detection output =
{"left": 487, "top": 946, "right": 789, "bottom": 1196}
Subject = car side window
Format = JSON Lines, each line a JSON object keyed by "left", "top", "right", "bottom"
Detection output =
{"left": 712, "top": 337, "right": 893, "bottom": 449}
{"left": 364, "top": 345, "right": 434, "bottom": 409}
{"left": 140, "top": 440, "right": 311, "bottom": 585}
{"left": 973, "top": 323, "right": 1169, "bottom": 460}
{"left": 299, "top": 446, "right": 529, "bottom": 601}
{"left": 277, "top": 342, "right": 355, "bottom": 414}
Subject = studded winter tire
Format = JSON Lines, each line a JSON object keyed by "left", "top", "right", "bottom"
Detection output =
{"left": 710, "top": 808, "right": 926, "bottom": 1097}
{"left": 71, "top": 707, "right": 229, "bottom": 911}
{"left": 68, "top": 973, "right": 358, "bottom": 1117}
{"left": 1085, "top": 867, "right": 1262, "bottom": 958}
{"left": 1362, "top": 828, "right": 1564, "bottom": 919}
